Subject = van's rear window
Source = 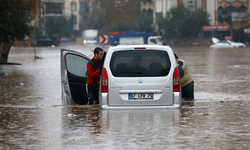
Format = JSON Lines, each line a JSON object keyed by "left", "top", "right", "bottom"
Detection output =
{"left": 110, "top": 50, "right": 171, "bottom": 77}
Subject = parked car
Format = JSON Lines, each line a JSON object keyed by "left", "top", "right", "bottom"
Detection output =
{"left": 61, "top": 42, "right": 182, "bottom": 109}
{"left": 210, "top": 37, "right": 246, "bottom": 48}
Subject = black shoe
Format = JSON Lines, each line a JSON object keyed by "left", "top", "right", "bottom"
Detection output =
{"left": 95, "top": 101, "right": 99, "bottom": 104}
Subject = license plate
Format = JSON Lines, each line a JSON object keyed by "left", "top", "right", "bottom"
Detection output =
{"left": 128, "top": 93, "right": 154, "bottom": 100}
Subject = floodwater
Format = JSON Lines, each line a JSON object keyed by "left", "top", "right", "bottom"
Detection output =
{"left": 0, "top": 43, "right": 250, "bottom": 150}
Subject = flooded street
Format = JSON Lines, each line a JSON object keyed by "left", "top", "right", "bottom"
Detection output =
{"left": 1, "top": 43, "right": 250, "bottom": 150}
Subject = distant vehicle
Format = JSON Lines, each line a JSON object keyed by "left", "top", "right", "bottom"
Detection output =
{"left": 110, "top": 32, "right": 162, "bottom": 45}
{"left": 210, "top": 37, "right": 246, "bottom": 48}
{"left": 34, "top": 37, "right": 60, "bottom": 47}
{"left": 148, "top": 36, "right": 162, "bottom": 44}
{"left": 60, "top": 42, "right": 182, "bottom": 109}
{"left": 82, "top": 29, "right": 98, "bottom": 45}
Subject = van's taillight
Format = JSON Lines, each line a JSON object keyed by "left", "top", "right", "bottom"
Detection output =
{"left": 101, "top": 67, "right": 108, "bottom": 93}
{"left": 173, "top": 67, "right": 180, "bottom": 92}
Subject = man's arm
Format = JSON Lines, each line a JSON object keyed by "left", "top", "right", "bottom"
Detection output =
{"left": 178, "top": 61, "right": 184, "bottom": 78}
{"left": 87, "top": 63, "right": 100, "bottom": 77}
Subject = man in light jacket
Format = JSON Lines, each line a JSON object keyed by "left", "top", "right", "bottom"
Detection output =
{"left": 174, "top": 53, "right": 194, "bottom": 101}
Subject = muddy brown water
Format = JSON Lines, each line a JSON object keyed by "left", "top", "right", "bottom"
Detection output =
{"left": 0, "top": 43, "right": 250, "bottom": 150}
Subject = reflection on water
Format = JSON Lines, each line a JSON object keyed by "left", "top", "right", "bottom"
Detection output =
{"left": 61, "top": 106, "right": 181, "bottom": 150}
{"left": 0, "top": 44, "right": 250, "bottom": 149}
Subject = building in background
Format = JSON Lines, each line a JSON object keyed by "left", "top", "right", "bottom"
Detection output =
{"left": 148, "top": 0, "right": 250, "bottom": 42}
{"left": 40, "top": 0, "right": 97, "bottom": 37}
{"left": 151, "top": 0, "right": 249, "bottom": 28}
{"left": 23, "top": 0, "right": 250, "bottom": 45}
{"left": 63, "top": 0, "right": 98, "bottom": 37}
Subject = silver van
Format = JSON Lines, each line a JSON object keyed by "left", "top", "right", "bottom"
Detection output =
{"left": 61, "top": 43, "right": 181, "bottom": 109}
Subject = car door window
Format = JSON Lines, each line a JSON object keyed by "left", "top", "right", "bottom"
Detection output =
{"left": 150, "top": 39, "right": 157, "bottom": 44}
{"left": 65, "top": 54, "right": 89, "bottom": 77}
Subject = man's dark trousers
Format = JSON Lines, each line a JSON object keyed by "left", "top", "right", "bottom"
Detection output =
{"left": 87, "top": 84, "right": 99, "bottom": 105}
{"left": 181, "top": 81, "right": 194, "bottom": 101}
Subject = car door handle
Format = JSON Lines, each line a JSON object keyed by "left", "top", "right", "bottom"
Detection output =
{"left": 62, "top": 80, "right": 67, "bottom": 86}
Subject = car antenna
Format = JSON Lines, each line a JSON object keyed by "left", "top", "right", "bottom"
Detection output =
{"left": 162, "top": 41, "right": 167, "bottom": 45}
{"left": 113, "top": 41, "right": 118, "bottom": 46}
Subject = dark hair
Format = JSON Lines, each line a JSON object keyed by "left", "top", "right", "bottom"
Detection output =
{"left": 174, "top": 53, "right": 178, "bottom": 59}
{"left": 94, "top": 47, "right": 103, "bottom": 55}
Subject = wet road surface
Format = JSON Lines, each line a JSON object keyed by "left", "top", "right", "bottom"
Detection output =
{"left": 0, "top": 43, "right": 250, "bottom": 149}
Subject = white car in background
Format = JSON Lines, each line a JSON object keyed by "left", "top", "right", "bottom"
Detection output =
{"left": 210, "top": 37, "right": 246, "bottom": 48}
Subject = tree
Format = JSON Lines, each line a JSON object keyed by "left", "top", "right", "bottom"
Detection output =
{"left": 157, "top": 4, "right": 210, "bottom": 40}
{"left": 0, "top": 0, "right": 40, "bottom": 62}
{"left": 44, "top": 16, "right": 72, "bottom": 37}
{"left": 108, "top": 5, "right": 154, "bottom": 33}
{"left": 95, "top": 0, "right": 143, "bottom": 32}
{"left": 88, "top": 0, "right": 155, "bottom": 34}
{"left": 109, "top": 21, "right": 134, "bottom": 32}
{"left": 137, "top": 9, "right": 154, "bottom": 32}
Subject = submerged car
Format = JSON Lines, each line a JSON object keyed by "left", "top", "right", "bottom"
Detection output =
{"left": 61, "top": 42, "right": 182, "bottom": 109}
{"left": 210, "top": 37, "right": 246, "bottom": 48}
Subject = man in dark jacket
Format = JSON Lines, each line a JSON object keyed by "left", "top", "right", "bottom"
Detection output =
{"left": 86, "top": 47, "right": 103, "bottom": 105}
{"left": 174, "top": 53, "right": 194, "bottom": 101}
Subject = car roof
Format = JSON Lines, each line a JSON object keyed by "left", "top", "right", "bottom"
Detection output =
{"left": 107, "top": 44, "right": 173, "bottom": 52}
{"left": 212, "top": 37, "right": 220, "bottom": 44}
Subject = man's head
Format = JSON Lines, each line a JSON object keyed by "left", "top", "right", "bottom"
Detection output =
{"left": 94, "top": 47, "right": 103, "bottom": 60}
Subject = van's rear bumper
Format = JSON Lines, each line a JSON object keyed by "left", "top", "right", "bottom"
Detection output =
{"left": 100, "top": 92, "right": 182, "bottom": 109}
{"left": 100, "top": 104, "right": 181, "bottom": 109}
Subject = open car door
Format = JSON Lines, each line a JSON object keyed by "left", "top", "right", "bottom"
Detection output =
{"left": 61, "top": 48, "right": 90, "bottom": 105}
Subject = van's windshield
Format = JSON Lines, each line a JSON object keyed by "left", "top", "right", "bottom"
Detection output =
{"left": 110, "top": 50, "right": 171, "bottom": 77}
